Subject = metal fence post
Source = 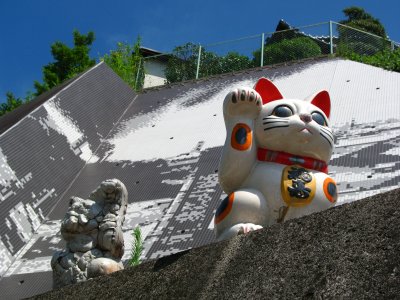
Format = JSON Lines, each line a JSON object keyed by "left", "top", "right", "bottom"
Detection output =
{"left": 329, "top": 21, "right": 334, "bottom": 55}
{"left": 135, "top": 57, "right": 142, "bottom": 91}
{"left": 260, "top": 33, "right": 265, "bottom": 67}
{"left": 196, "top": 45, "right": 202, "bottom": 80}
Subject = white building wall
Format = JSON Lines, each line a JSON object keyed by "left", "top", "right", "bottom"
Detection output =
{"left": 143, "top": 60, "right": 167, "bottom": 88}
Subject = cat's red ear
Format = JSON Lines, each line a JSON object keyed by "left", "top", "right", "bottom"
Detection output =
{"left": 254, "top": 78, "right": 283, "bottom": 105}
{"left": 309, "top": 91, "right": 331, "bottom": 118}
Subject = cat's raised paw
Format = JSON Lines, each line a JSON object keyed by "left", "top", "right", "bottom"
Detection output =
{"left": 224, "top": 88, "right": 262, "bottom": 119}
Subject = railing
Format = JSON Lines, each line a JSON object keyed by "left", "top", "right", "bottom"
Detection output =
{"left": 136, "top": 21, "right": 399, "bottom": 90}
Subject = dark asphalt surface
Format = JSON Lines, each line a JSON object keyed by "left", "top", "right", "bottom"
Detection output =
{"left": 32, "top": 188, "right": 400, "bottom": 299}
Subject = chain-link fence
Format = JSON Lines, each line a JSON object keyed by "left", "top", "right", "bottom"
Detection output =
{"left": 137, "top": 21, "right": 398, "bottom": 90}
{"left": 332, "top": 22, "right": 393, "bottom": 56}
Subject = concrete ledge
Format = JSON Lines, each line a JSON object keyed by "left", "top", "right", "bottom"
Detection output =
{"left": 33, "top": 188, "right": 400, "bottom": 299}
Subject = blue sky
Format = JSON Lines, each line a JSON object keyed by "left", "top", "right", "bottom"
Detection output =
{"left": 0, "top": 0, "right": 399, "bottom": 102}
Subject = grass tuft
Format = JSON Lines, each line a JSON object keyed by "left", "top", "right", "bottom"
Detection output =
{"left": 129, "top": 226, "right": 144, "bottom": 266}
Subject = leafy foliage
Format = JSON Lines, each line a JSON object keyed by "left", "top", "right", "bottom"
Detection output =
{"left": 342, "top": 48, "right": 400, "bottom": 72}
{"left": 337, "top": 6, "right": 389, "bottom": 56}
{"left": 1, "top": 30, "right": 95, "bottom": 117}
{"left": 129, "top": 226, "right": 144, "bottom": 266}
{"left": 164, "top": 43, "right": 199, "bottom": 83}
{"left": 34, "top": 30, "right": 96, "bottom": 95}
{"left": 336, "top": 6, "right": 400, "bottom": 73}
{"left": 201, "top": 51, "right": 255, "bottom": 77}
{"left": 0, "top": 92, "right": 25, "bottom": 117}
{"left": 336, "top": 39, "right": 390, "bottom": 57}
{"left": 340, "top": 7, "right": 386, "bottom": 38}
{"left": 1, "top": 7, "right": 397, "bottom": 117}
{"left": 261, "top": 19, "right": 331, "bottom": 56}
{"left": 102, "top": 37, "right": 144, "bottom": 90}
{"left": 164, "top": 43, "right": 254, "bottom": 83}
{"left": 254, "top": 37, "right": 321, "bottom": 66}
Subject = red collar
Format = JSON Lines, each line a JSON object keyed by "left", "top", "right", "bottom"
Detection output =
{"left": 257, "top": 148, "right": 328, "bottom": 173}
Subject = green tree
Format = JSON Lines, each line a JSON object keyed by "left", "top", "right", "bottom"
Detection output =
{"left": 336, "top": 7, "right": 399, "bottom": 73}
{"left": 164, "top": 43, "right": 199, "bottom": 83}
{"left": 201, "top": 51, "right": 255, "bottom": 77}
{"left": 343, "top": 48, "right": 400, "bottom": 73}
{"left": 0, "top": 92, "right": 24, "bottom": 116}
{"left": 34, "top": 30, "right": 95, "bottom": 95}
{"left": 340, "top": 7, "right": 386, "bottom": 38}
{"left": 338, "top": 7, "right": 389, "bottom": 56}
{"left": 164, "top": 43, "right": 254, "bottom": 83}
{"left": 221, "top": 52, "right": 255, "bottom": 71}
{"left": 102, "top": 37, "right": 144, "bottom": 90}
{"left": 253, "top": 37, "right": 321, "bottom": 66}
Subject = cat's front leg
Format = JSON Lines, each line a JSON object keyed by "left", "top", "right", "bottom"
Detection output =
{"left": 214, "top": 188, "right": 268, "bottom": 241}
{"left": 217, "top": 223, "right": 263, "bottom": 241}
{"left": 219, "top": 88, "right": 262, "bottom": 193}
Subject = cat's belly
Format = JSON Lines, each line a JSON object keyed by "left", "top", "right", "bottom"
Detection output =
{"left": 241, "top": 162, "right": 335, "bottom": 224}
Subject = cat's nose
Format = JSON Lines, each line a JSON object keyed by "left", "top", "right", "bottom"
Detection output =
{"left": 299, "top": 113, "right": 312, "bottom": 123}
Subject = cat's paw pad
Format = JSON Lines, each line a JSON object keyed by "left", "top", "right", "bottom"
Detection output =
{"left": 237, "top": 223, "right": 263, "bottom": 235}
{"left": 224, "top": 88, "right": 262, "bottom": 118}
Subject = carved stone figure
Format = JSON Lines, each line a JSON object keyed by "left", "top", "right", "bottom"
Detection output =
{"left": 51, "top": 179, "right": 128, "bottom": 288}
{"left": 215, "top": 78, "right": 338, "bottom": 241}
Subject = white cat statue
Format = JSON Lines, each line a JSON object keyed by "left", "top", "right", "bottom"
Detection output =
{"left": 215, "top": 78, "right": 338, "bottom": 241}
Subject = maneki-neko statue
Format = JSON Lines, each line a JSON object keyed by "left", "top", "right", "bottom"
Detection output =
{"left": 215, "top": 78, "right": 337, "bottom": 241}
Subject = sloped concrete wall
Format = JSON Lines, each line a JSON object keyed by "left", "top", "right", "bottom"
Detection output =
{"left": 34, "top": 188, "right": 400, "bottom": 299}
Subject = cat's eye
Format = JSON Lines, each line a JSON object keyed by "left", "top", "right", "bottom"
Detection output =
{"left": 311, "top": 112, "right": 326, "bottom": 126}
{"left": 272, "top": 105, "right": 293, "bottom": 117}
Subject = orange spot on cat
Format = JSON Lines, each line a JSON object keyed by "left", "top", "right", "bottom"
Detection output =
{"left": 323, "top": 178, "right": 337, "bottom": 203}
{"left": 231, "top": 123, "right": 252, "bottom": 151}
{"left": 215, "top": 193, "right": 235, "bottom": 224}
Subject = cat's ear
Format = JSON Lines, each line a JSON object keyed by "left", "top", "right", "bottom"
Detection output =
{"left": 254, "top": 78, "right": 283, "bottom": 105}
{"left": 307, "top": 90, "right": 331, "bottom": 118}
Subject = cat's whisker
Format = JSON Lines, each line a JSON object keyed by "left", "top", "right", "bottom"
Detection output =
{"left": 320, "top": 127, "right": 333, "bottom": 137}
{"left": 262, "top": 116, "right": 289, "bottom": 120}
{"left": 264, "top": 125, "right": 289, "bottom": 131}
{"left": 263, "top": 120, "right": 289, "bottom": 125}
{"left": 320, "top": 127, "right": 333, "bottom": 134}
{"left": 320, "top": 132, "right": 333, "bottom": 147}
{"left": 320, "top": 133, "right": 333, "bottom": 142}
{"left": 320, "top": 128, "right": 334, "bottom": 141}
{"left": 324, "top": 135, "right": 334, "bottom": 143}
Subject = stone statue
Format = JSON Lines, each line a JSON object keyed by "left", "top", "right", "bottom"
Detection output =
{"left": 51, "top": 179, "right": 128, "bottom": 288}
{"left": 215, "top": 78, "right": 338, "bottom": 241}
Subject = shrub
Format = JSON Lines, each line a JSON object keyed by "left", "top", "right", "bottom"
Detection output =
{"left": 254, "top": 37, "right": 322, "bottom": 66}
{"left": 102, "top": 37, "right": 144, "bottom": 90}
{"left": 165, "top": 43, "right": 255, "bottom": 83}
{"left": 342, "top": 48, "right": 400, "bottom": 72}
